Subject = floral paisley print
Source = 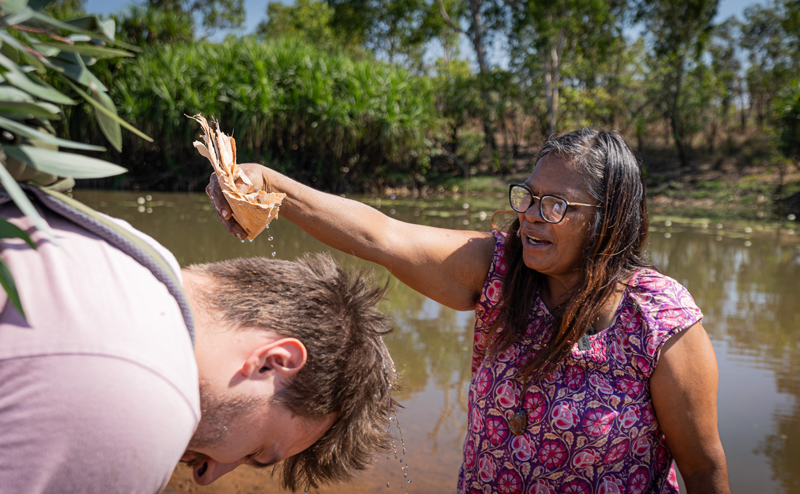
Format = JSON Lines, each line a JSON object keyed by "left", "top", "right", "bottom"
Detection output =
{"left": 458, "top": 232, "right": 702, "bottom": 494}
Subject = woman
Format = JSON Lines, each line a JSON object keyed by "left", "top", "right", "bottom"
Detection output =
{"left": 207, "top": 130, "right": 730, "bottom": 493}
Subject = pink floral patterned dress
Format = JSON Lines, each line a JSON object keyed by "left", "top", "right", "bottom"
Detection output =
{"left": 458, "top": 231, "right": 702, "bottom": 494}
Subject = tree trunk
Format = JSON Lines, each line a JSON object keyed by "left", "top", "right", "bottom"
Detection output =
{"left": 467, "top": 0, "right": 496, "bottom": 150}
{"left": 543, "top": 30, "right": 565, "bottom": 136}
{"left": 434, "top": 0, "right": 495, "bottom": 149}
{"left": 668, "top": 56, "right": 689, "bottom": 168}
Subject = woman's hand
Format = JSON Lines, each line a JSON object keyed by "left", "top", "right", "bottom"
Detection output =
{"left": 205, "top": 163, "right": 267, "bottom": 240}
{"left": 651, "top": 322, "right": 730, "bottom": 494}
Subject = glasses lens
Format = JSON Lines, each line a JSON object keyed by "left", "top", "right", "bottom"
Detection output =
{"left": 510, "top": 186, "right": 532, "bottom": 212}
{"left": 541, "top": 196, "right": 567, "bottom": 222}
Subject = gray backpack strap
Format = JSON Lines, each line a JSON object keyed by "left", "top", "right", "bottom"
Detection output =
{"left": 23, "top": 185, "right": 195, "bottom": 345}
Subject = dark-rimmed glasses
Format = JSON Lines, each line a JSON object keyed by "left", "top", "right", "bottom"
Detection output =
{"left": 508, "top": 184, "right": 599, "bottom": 224}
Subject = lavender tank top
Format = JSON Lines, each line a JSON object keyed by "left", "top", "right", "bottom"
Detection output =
{"left": 458, "top": 231, "right": 702, "bottom": 494}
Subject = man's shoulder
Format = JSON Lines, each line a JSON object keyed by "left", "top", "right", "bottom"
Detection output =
{"left": 0, "top": 202, "right": 199, "bottom": 419}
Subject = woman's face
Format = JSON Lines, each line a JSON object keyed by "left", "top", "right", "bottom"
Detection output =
{"left": 517, "top": 154, "right": 598, "bottom": 287}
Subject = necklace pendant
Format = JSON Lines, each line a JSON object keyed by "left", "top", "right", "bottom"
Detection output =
{"left": 579, "top": 333, "right": 591, "bottom": 351}
{"left": 509, "top": 410, "right": 528, "bottom": 436}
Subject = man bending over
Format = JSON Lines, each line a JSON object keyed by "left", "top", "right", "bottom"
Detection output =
{"left": 0, "top": 195, "right": 397, "bottom": 493}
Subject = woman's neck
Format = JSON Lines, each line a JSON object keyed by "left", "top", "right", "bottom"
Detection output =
{"left": 543, "top": 274, "right": 627, "bottom": 331}
{"left": 542, "top": 273, "right": 581, "bottom": 311}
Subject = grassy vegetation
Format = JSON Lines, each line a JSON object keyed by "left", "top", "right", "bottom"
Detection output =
{"left": 63, "top": 37, "right": 436, "bottom": 191}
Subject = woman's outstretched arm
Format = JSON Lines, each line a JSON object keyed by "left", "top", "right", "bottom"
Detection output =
{"left": 207, "top": 164, "right": 496, "bottom": 310}
{"left": 650, "top": 322, "right": 730, "bottom": 494}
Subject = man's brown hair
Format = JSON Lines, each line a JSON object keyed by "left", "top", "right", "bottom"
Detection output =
{"left": 186, "top": 253, "right": 398, "bottom": 491}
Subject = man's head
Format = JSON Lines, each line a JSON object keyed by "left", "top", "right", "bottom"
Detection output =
{"left": 181, "top": 254, "right": 398, "bottom": 490}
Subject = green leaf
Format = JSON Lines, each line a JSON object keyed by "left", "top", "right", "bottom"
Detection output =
{"left": 0, "top": 159, "right": 57, "bottom": 245}
{"left": 64, "top": 17, "right": 140, "bottom": 52}
{"left": 27, "top": 0, "right": 55, "bottom": 10}
{"left": 90, "top": 89, "right": 121, "bottom": 151}
{"left": 0, "top": 86, "right": 33, "bottom": 102}
{"left": 65, "top": 80, "right": 152, "bottom": 142}
{"left": 0, "top": 257, "right": 24, "bottom": 317}
{"left": 0, "top": 216, "right": 34, "bottom": 248}
{"left": 0, "top": 100, "right": 60, "bottom": 119}
{"left": 0, "top": 6, "right": 33, "bottom": 26}
{"left": 0, "top": 52, "right": 75, "bottom": 105}
{"left": 34, "top": 42, "right": 134, "bottom": 59}
{"left": 3, "top": 144, "right": 126, "bottom": 178}
{"left": 0, "top": 0, "right": 28, "bottom": 15}
{"left": 0, "top": 115, "right": 105, "bottom": 151}
{"left": 24, "top": 11, "right": 140, "bottom": 52}
{"left": 0, "top": 31, "right": 61, "bottom": 74}
{"left": 49, "top": 52, "right": 107, "bottom": 91}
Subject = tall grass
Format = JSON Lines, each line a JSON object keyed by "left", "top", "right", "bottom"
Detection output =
{"left": 75, "top": 38, "right": 436, "bottom": 191}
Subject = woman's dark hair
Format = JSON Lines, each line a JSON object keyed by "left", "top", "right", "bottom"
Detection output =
{"left": 489, "top": 129, "right": 651, "bottom": 379}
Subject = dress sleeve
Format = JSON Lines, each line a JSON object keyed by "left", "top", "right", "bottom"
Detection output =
{"left": 471, "top": 230, "right": 508, "bottom": 372}
{"left": 625, "top": 270, "right": 704, "bottom": 378}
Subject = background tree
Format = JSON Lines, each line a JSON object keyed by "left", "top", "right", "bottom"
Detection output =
{"left": 147, "top": 0, "right": 244, "bottom": 37}
{"left": 508, "top": 0, "right": 627, "bottom": 136}
{"left": 740, "top": 3, "right": 795, "bottom": 129}
{"left": 433, "top": 0, "right": 502, "bottom": 149}
{"left": 326, "top": 0, "right": 447, "bottom": 67}
{"left": 636, "top": 0, "right": 719, "bottom": 168}
{"left": 43, "top": 0, "right": 85, "bottom": 19}
{"left": 257, "top": 0, "right": 345, "bottom": 50}
{"left": 115, "top": 5, "right": 194, "bottom": 47}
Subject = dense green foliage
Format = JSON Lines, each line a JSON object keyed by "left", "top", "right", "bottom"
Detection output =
{"left": 0, "top": 0, "right": 149, "bottom": 316}
{"left": 36, "top": 0, "right": 800, "bottom": 197}
{"left": 96, "top": 38, "right": 435, "bottom": 191}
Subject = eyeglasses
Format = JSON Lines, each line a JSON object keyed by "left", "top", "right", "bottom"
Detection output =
{"left": 508, "top": 184, "right": 599, "bottom": 224}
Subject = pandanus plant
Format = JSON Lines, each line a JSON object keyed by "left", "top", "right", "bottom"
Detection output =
{"left": 0, "top": 0, "right": 150, "bottom": 317}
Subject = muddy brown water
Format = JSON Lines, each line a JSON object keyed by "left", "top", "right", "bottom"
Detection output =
{"left": 75, "top": 190, "right": 800, "bottom": 494}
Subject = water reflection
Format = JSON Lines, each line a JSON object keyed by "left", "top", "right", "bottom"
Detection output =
{"left": 75, "top": 191, "right": 800, "bottom": 494}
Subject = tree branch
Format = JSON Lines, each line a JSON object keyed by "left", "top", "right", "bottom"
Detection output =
{"left": 434, "top": 0, "right": 466, "bottom": 35}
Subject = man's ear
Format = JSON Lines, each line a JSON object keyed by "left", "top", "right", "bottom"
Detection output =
{"left": 241, "top": 338, "right": 307, "bottom": 379}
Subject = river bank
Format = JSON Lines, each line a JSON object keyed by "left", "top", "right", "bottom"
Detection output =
{"left": 385, "top": 149, "right": 800, "bottom": 229}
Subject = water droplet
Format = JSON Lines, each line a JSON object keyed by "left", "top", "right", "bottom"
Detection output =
{"left": 664, "top": 220, "right": 672, "bottom": 227}
{"left": 386, "top": 483, "right": 390, "bottom": 488}
{"left": 145, "top": 194, "right": 152, "bottom": 201}
{"left": 272, "top": 252, "right": 276, "bottom": 258}
{"left": 399, "top": 459, "right": 403, "bottom": 463}
{"left": 137, "top": 197, "right": 145, "bottom": 205}
{"left": 248, "top": 238, "right": 253, "bottom": 242}
{"left": 268, "top": 236, "right": 273, "bottom": 241}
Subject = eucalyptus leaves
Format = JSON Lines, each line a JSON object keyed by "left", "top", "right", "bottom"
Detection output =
{"left": 0, "top": 0, "right": 149, "bottom": 317}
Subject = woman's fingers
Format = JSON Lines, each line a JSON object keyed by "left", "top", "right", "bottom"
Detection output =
{"left": 206, "top": 173, "right": 248, "bottom": 239}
